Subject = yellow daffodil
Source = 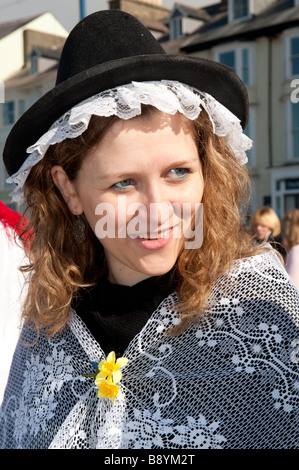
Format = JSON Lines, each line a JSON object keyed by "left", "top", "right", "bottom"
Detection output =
{"left": 95, "top": 377, "right": 120, "bottom": 402}
{"left": 96, "top": 351, "right": 129, "bottom": 384}
{"left": 83, "top": 351, "right": 129, "bottom": 402}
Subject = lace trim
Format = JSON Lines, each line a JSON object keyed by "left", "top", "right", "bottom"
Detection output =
{"left": 7, "top": 80, "right": 252, "bottom": 203}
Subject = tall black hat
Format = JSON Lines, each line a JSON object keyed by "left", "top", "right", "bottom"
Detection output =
{"left": 3, "top": 9, "right": 249, "bottom": 177}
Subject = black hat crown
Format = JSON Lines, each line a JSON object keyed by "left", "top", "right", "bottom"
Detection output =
{"left": 56, "top": 10, "right": 165, "bottom": 85}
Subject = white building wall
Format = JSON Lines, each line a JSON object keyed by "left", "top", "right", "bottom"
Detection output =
{"left": 0, "top": 12, "right": 67, "bottom": 207}
{"left": 0, "top": 12, "right": 67, "bottom": 81}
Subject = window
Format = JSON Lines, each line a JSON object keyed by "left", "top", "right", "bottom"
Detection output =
{"left": 271, "top": 169, "right": 299, "bottom": 219}
{"left": 170, "top": 17, "right": 183, "bottom": 40}
{"left": 241, "top": 49, "right": 249, "bottom": 85}
{"left": 4, "top": 168, "right": 12, "bottom": 190}
{"left": 215, "top": 45, "right": 254, "bottom": 86}
{"left": 3, "top": 101, "right": 14, "bottom": 125}
{"left": 30, "top": 49, "right": 40, "bottom": 74}
{"left": 169, "top": 6, "right": 189, "bottom": 40}
{"left": 284, "top": 30, "right": 299, "bottom": 79}
{"left": 244, "top": 107, "right": 256, "bottom": 167}
{"left": 292, "top": 102, "right": 299, "bottom": 159}
{"left": 0, "top": 153, "right": 11, "bottom": 191}
{"left": 285, "top": 100, "right": 299, "bottom": 161}
{"left": 219, "top": 51, "right": 235, "bottom": 71}
{"left": 285, "top": 192, "right": 299, "bottom": 211}
{"left": 291, "top": 37, "right": 299, "bottom": 76}
{"left": 2, "top": 99, "right": 26, "bottom": 126}
{"left": 169, "top": 8, "right": 184, "bottom": 40}
{"left": 228, "top": 0, "right": 250, "bottom": 22}
{"left": 18, "top": 99, "right": 26, "bottom": 117}
{"left": 233, "top": 0, "right": 249, "bottom": 19}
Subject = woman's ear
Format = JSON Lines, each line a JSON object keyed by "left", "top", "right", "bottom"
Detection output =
{"left": 51, "top": 165, "right": 83, "bottom": 215}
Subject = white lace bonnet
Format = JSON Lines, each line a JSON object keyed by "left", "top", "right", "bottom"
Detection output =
{"left": 7, "top": 79, "right": 252, "bottom": 203}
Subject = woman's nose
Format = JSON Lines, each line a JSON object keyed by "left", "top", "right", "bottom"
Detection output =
{"left": 135, "top": 185, "right": 174, "bottom": 229}
{"left": 143, "top": 181, "right": 164, "bottom": 206}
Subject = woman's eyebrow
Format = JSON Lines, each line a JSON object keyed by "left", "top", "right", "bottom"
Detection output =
{"left": 97, "top": 171, "right": 139, "bottom": 182}
{"left": 99, "top": 158, "right": 199, "bottom": 181}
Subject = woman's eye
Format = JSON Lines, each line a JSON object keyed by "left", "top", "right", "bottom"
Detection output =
{"left": 111, "top": 179, "right": 134, "bottom": 190}
{"left": 167, "top": 168, "right": 190, "bottom": 179}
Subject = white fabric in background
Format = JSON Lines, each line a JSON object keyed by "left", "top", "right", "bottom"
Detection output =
{"left": 286, "top": 244, "right": 299, "bottom": 290}
{"left": 0, "top": 223, "right": 27, "bottom": 405}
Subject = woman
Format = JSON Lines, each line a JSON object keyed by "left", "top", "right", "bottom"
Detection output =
{"left": 282, "top": 208, "right": 299, "bottom": 289}
{"left": 249, "top": 206, "right": 286, "bottom": 257}
{"left": 1, "top": 11, "right": 298, "bottom": 449}
{"left": 250, "top": 206, "right": 281, "bottom": 243}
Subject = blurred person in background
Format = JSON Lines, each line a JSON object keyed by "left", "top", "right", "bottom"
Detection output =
{"left": 282, "top": 208, "right": 299, "bottom": 289}
{"left": 249, "top": 206, "right": 286, "bottom": 257}
{"left": 250, "top": 206, "right": 281, "bottom": 243}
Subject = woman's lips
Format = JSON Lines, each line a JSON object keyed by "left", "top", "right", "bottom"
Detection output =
{"left": 135, "top": 227, "right": 174, "bottom": 250}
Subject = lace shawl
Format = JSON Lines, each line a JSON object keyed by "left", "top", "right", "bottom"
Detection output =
{"left": 1, "top": 250, "right": 299, "bottom": 449}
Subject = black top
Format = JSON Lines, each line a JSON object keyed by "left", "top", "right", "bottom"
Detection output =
{"left": 72, "top": 273, "right": 175, "bottom": 357}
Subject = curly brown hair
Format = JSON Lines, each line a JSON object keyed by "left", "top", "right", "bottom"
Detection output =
{"left": 20, "top": 107, "right": 256, "bottom": 337}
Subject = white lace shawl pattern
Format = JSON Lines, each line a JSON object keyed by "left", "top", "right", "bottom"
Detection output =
{"left": 1, "top": 250, "right": 298, "bottom": 449}
{"left": 6, "top": 80, "right": 252, "bottom": 203}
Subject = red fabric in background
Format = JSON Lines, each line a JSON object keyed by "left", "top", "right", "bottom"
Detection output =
{"left": 0, "top": 201, "right": 29, "bottom": 244}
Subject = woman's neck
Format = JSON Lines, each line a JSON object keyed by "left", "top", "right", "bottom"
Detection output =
{"left": 107, "top": 269, "right": 151, "bottom": 286}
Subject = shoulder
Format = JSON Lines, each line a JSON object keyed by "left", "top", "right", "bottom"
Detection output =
{"left": 288, "top": 244, "right": 299, "bottom": 258}
{"left": 210, "top": 248, "right": 299, "bottom": 319}
{"left": 231, "top": 248, "right": 287, "bottom": 279}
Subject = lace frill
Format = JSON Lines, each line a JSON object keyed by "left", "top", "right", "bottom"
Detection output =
{"left": 7, "top": 81, "right": 252, "bottom": 203}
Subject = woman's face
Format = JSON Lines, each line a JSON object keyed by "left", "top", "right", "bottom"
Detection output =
{"left": 53, "top": 111, "right": 204, "bottom": 285}
{"left": 254, "top": 223, "right": 271, "bottom": 242}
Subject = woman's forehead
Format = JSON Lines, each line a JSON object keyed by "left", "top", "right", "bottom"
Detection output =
{"left": 79, "top": 113, "right": 199, "bottom": 179}
{"left": 105, "top": 109, "right": 191, "bottom": 138}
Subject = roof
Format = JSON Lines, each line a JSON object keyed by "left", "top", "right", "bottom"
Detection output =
{"left": 30, "top": 46, "right": 62, "bottom": 61}
{"left": 161, "top": 35, "right": 189, "bottom": 54}
{"left": 0, "top": 15, "right": 40, "bottom": 40}
{"left": 140, "top": 17, "right": 169, "bottom": 34}
{"left": 181, "top": 0, "right": 299, "bottom": 52}
{"left": 170, "top": 3, "right": 211, "bottom": 21}
{"left": 4, "top": 64, "right": 58, "bottom": 90}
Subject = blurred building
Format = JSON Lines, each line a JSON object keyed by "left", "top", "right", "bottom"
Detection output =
{"left": 109, "top": 0, "right": 169, "bottom": 21}
{"left": 0, "top": 12, "right": 68, "bottom": 209}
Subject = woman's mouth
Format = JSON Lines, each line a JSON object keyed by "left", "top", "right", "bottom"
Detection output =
{"left": 137, "top": 228, "right": 171, "bottom": 239}
{"left": 135, "top": 227, "right": 174, "bottom": 250}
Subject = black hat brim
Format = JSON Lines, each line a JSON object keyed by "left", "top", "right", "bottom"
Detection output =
{"left": 4, "top": 54, "right": 248, "bottom": 177}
